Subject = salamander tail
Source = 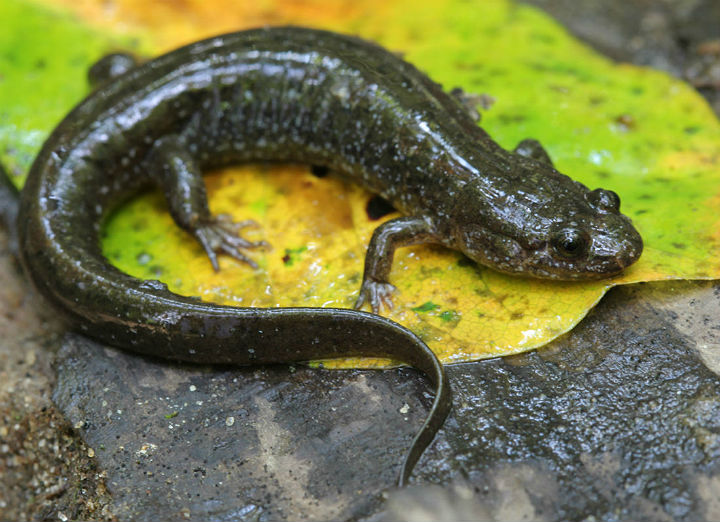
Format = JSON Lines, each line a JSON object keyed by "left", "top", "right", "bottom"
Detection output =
{"left": 396, "top": 336, "right": 453, "bottom": 486}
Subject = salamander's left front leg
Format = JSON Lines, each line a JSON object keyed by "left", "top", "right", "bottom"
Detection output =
{"left": 355, "top": 216, "right": 437, "bottom": 313}
{"left": 149, "top": 135, "right": 267, "bottom": 271}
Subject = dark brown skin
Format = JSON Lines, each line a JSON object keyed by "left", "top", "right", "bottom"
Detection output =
{"left": 11, "top": 26, "right": 642, "bottom": 487}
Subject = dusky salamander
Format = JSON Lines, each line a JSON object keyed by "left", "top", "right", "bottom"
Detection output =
{"left": 6, "top": 26, "right": 642, "bottom": 486}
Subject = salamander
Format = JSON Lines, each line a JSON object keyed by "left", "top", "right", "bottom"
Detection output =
{"left": 6, "top": 26, "right": 642, "bottom": 486}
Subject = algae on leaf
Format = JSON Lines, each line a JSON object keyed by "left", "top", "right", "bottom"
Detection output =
{"left": 0, "top": 0, "right": 139, "bottom": 182}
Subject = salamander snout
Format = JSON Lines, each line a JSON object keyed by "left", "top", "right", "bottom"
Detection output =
{"left": 598, "top": 214, "right": 644, "bottom": 271}
{"left": 543, "top": 212, "right": 643, "bottom": 279}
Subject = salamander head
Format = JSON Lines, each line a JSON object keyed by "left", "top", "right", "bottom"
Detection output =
{"left": 523, "top": 194, "right": 643, "bottom": 279}
{"left": 452, "top": 175, "right": 643, "bottom": 280}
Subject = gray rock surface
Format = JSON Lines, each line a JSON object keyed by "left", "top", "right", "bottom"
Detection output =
{"left": 50, "top": 282, "right": 720, "bottom": 521}
{"left": 410, "top": 283, "right": 720, "bottom": 522}
{"left": 53, "top": 336, "right": 431, "bottom": 521}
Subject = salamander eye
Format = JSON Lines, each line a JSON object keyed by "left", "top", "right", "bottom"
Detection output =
{"left": 586, "top": 188, "right": 620, "bottom": 212}
{"left": 551, "top": 228, "right": 590, "bottom": 259}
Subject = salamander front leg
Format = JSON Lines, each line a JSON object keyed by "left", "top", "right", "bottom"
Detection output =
{"left": 355, "top": 216, "right": 436, "bottom": 313}
{"left": 149, "top": 135, "right": 268, "bottom": 271}
{"left": 514, "top": 138, "right": 554, "bottom": 167}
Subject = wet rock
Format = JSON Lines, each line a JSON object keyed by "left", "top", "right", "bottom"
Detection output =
{"left": 52, "top": 282, "right": 720, "bottom": 521}
{"left": 53, "top": 336, "right": 435, "bottom": 521}
{"left": 400, "top": 282, "right": 720, "bottom": 521}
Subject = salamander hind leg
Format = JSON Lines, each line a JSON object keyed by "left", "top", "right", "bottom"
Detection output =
{"left": 449, "top": 87, "right": 483, "bottom": 123}
{"left": 355, "top": 217, "right": 437, "bottom": 313}
{"left": 0, "top": 162, "right": 19, "bottom": 257}
{"left": 193, "top": 215, "right": 267, "bottom": 271}
{"left": 149, "top": 135, "right": 268, "bottom": 271}
{"left": 88, "top": 52, "right": 140, "bottom": 89}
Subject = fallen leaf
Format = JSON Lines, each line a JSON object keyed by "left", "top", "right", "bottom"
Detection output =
{"left": 3, "top": 0, "right": 720, "bottom": 367}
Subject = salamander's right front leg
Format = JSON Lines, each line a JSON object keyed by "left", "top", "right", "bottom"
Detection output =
{"left": 149, "top": 136, "right": 268, "bottom": 271}
{"left": 355, "top": 216, "right": 437, "bottom": 313}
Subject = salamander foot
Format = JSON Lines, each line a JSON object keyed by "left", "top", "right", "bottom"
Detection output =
{"left": 355, "top": 278, "right": 397, "bottom": 314}
{"left": 194, "top": 214, "right": 269, "bottom": 271}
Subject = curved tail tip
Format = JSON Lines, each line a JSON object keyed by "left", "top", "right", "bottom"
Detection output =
{"left": 394, "top": 379, "right": 453, "bottom": 487}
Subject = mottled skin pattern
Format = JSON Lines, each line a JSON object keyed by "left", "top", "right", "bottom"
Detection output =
{"left": 12, "top": 27, "right": 642, "bottom": 486}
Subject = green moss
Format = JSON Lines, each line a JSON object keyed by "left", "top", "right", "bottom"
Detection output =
{"left": 412, "top": 302, "right": 440, "bottom": 313}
